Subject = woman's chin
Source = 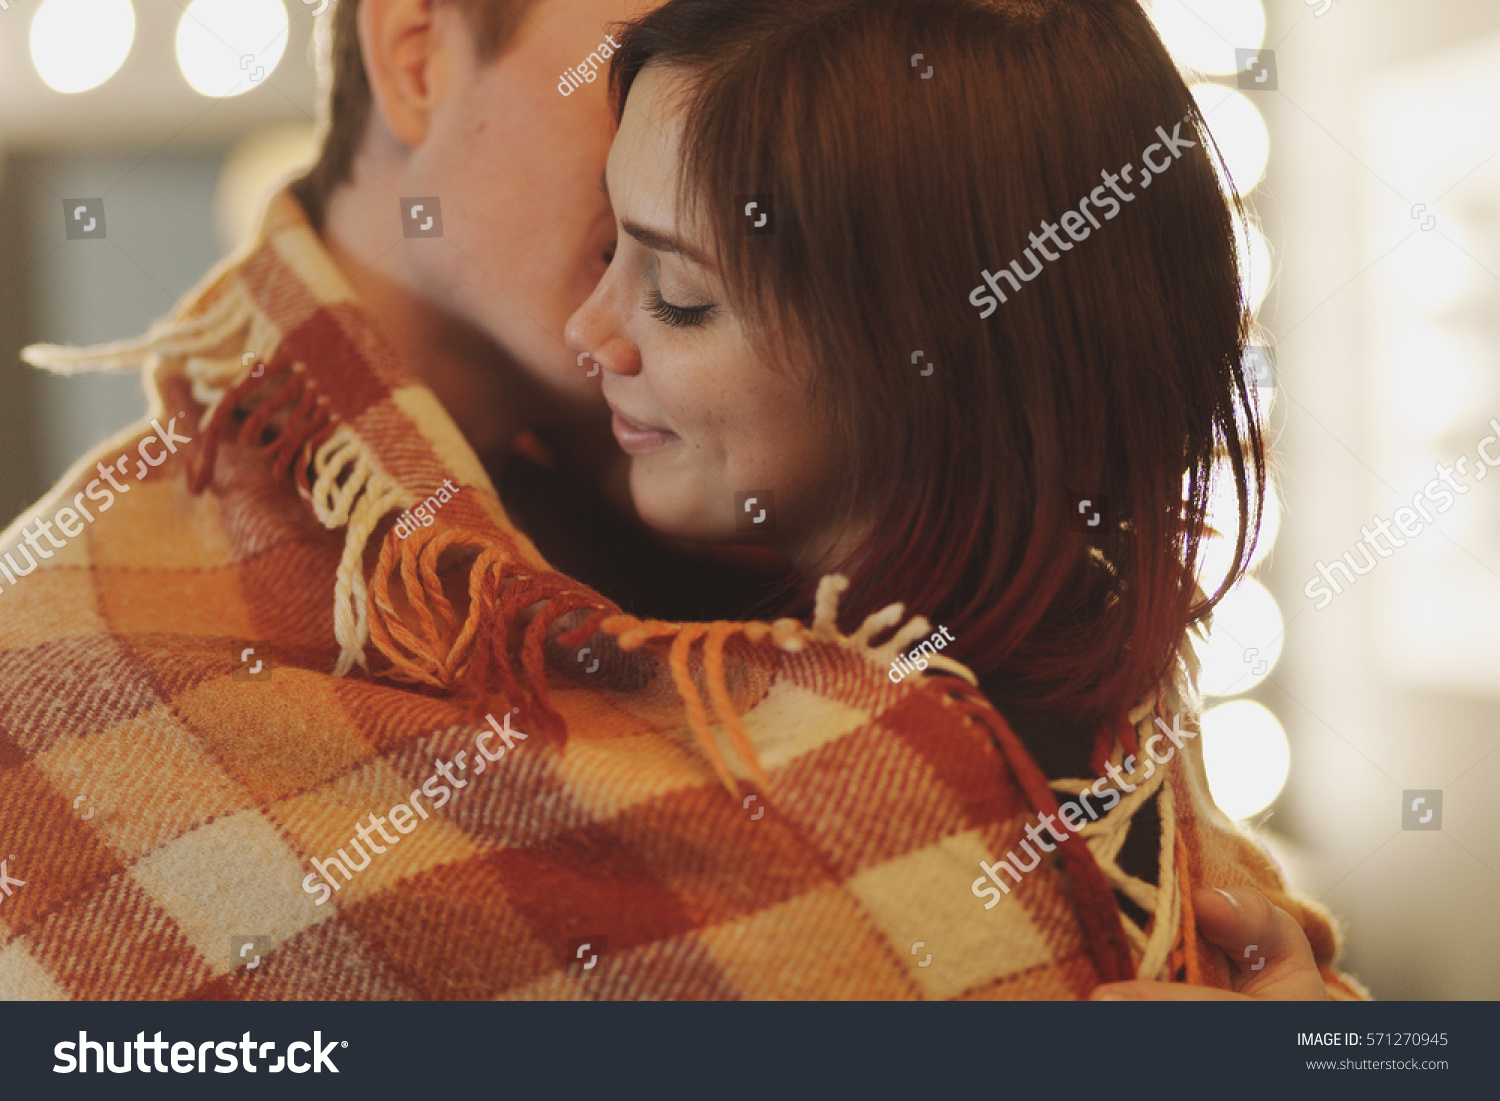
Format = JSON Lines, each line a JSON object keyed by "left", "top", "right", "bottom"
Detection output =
{"left": 631, "top": 503, "right": 730, "bottom": 544}
{"left": 626, "top": 479, "right": 735, "bottom": 545}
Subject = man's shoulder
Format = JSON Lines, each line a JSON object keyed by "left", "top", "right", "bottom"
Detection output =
{"left": 0, "top": 406, "right": 341, "bottom": 675}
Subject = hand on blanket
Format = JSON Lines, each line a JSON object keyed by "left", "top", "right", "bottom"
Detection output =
{"left": 1089, "top": 885, "right": 1329, "bottom": 1001}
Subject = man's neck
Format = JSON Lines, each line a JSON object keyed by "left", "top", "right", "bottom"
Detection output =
{"left": 317, "top": 161, "right": 543, "bottom": 468}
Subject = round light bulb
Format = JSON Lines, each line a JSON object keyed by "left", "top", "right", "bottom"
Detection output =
{"left": 1192, "top": 83, "right": 1271, "bottom": 197}
{"left": 1198, "top": 578, "right": 1284, "bottom": 695}
{"left": 1148, "top": 0, "right": 1267, "bottom": 77}
{"left": 1201, "top": 700, "right": 1290, "bottom": 820}
{"left": 1230, "top": 210, "right": 1273, "bottom": 313}
{"left": 30, "top": 0, "right": 136, "bottom": 94}
{"left": 1195, "top": 465, "right": 1279, "bottom": 595}
{"left": 177, "top": 0, "right": 289, "bottom": 99}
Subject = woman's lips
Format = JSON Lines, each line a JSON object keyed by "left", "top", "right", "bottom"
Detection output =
{"left": 609, "top": 408, "right": 680, "bottom": 454}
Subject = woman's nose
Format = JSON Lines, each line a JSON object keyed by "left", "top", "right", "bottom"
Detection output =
{"left": 565, "top": 273, "right": 641, "bottom": 377}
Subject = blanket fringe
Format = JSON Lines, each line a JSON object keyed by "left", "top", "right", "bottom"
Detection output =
{"left": 22, "top": 284, "right": 255, "bottom": 376}
{"left": 22, "top": 288, "right": 999, "bottom": 804}
{"left": 1047, "top": 709, "right": 1196, "bottom": 984}
{"left": 1171, "top": 818, "right": 1203, "bottom": 984}
{"left": 368, "top": 562, "right": 976, "bottom": 800}
{"left": 23, "top": 283, "right": 419, "bottom": 677}
{"left": 949, "top": 681, "right": 1137, "bottom": 984}
{"left": 610, "top": 576, "right": 980, "bottom": 793}
{"left": 193, "top": 356, "right": 413, "bottom": 675}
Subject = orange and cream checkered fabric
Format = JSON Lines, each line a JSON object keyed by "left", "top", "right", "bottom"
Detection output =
{"left": 0, "top": 191, "right": 1365, "bottom": 1000}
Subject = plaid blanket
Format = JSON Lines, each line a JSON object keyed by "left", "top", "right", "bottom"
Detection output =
{"left": 0, "top": 190, "right": 1366, "bottom": 1000}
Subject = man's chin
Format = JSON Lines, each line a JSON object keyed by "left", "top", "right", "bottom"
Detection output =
{"left": 509, "top": 343, "right": 609, "bottom": 419}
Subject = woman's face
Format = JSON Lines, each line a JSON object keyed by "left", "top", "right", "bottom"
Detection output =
{"left": 564, "top": 65, "right": 852, "bottom": 569}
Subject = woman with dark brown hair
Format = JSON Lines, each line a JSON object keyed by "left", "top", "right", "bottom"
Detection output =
{"left": 569, "top": 0, "right": 1258, "bottom": 763}
{"left": 565, "top": 0, "right": 1354, "bottom": 998}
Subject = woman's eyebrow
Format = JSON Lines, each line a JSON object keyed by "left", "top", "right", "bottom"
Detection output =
{"left": 620, "top": 219, "right": 716, "bottom": 270}
{"left": 602, "top": 170, "right": 717, "bottom": 270}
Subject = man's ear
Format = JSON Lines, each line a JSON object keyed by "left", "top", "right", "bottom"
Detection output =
{"left": 360, "top": 0, "right": 459, "bottom": 148}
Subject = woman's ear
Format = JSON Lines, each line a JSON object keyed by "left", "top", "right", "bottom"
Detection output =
{"left": 359, "top": 0, "right": 460, "bottom": 149}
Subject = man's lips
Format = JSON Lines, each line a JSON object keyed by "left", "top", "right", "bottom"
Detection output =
{"left": 607, "top": 403, "right": 679, "bottom": 454}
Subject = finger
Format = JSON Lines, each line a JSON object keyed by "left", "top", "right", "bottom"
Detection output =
{"left": 1193, "top": 886, "right": 1327, "bottom": 998}
{"left": 1090, "top": 981, "right": 1252, "bottom": 1002}
{"left": 1193, "top": 886, "right": 1304, "bottom": 970}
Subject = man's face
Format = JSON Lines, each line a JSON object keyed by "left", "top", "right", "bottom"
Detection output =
{"left": 399, "top": 0, "right": 653, "bottom": 406}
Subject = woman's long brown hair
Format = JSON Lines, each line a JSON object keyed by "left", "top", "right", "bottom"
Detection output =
{"left": 610, "top": 0, "right": 1265, "bottom": 733}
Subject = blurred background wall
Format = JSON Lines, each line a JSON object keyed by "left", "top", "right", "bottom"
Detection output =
{"left": 0, "top": 0, "right": 1496, "bottom": 998}
{"left": 0, "top": 0, "right": 319, "bottom": 523}
{"left": 1127, "top": 0, "right": 1500, "bottom": 1001}
{"left": 1258, "top": 0, "right": 1500, "bottom": 1000}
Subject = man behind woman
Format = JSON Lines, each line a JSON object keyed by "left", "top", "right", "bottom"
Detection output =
{"left": 0, "top": 0, "right": 1361, "bottom": 1000}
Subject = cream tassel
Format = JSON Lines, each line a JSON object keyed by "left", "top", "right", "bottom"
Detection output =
{"left": 308, "top": 425, "right": 415, "bottom": 675}
{"left": 332, "top": 477, "right": 409, "bottom": 675}
{"left": 22, "top": 283, "right": 255, "bottom": 375}
{"left": 1135, "top": 781, "right": 1180, "bottom": 980}
{"left": 804, "top": 572, "right": 979, "bottom": 686}
{"left": 1048, "top": 720, "right": 1181, "bottom": 981}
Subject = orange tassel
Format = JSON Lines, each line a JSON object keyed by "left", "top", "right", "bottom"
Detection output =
{"left": 1176, "top": 823, "right": 1203, "bottom": 986}
{"left": 702, "top": 622, "right": 770, "bottom": 792}
{"left": 669, "top": 624, "right": 741, "bottom": 797}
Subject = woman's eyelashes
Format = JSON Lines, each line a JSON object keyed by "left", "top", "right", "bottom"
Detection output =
{"left": 646, "top": 288, "right": 715, "bottom": 328}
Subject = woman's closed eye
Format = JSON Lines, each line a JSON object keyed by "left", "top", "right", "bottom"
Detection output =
{"left": 646, "top": 288, "right": 715, "bottom": 328}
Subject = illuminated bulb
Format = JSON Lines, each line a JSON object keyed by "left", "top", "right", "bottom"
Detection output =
{"left": 1147, "top": 0, "right": 1266, "bottom": 76}
{"left": 1192, "top": 84, "right": 1271, "bottom": 197}
{"left": 1231, "top": 211, "right": 1273, "bottom": 312}
{"left": 30, "top": 0, "right": 135, "bottom": 94}
{"left": 1201, "top": 700, "right": 1290, "bottom": 820}
{"left": 177, "top": 0, "right": 288, "bottom": 98}
{"left": 1195, "top": 467, "right": 1279, "bottom": 595}
{"left": 1198, "top": 578, "right": 1283, "bottom": 695}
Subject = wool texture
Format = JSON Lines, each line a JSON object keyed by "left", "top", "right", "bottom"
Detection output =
{"left": 0, "top": 190, "right": 1367, "bottom": 1000}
